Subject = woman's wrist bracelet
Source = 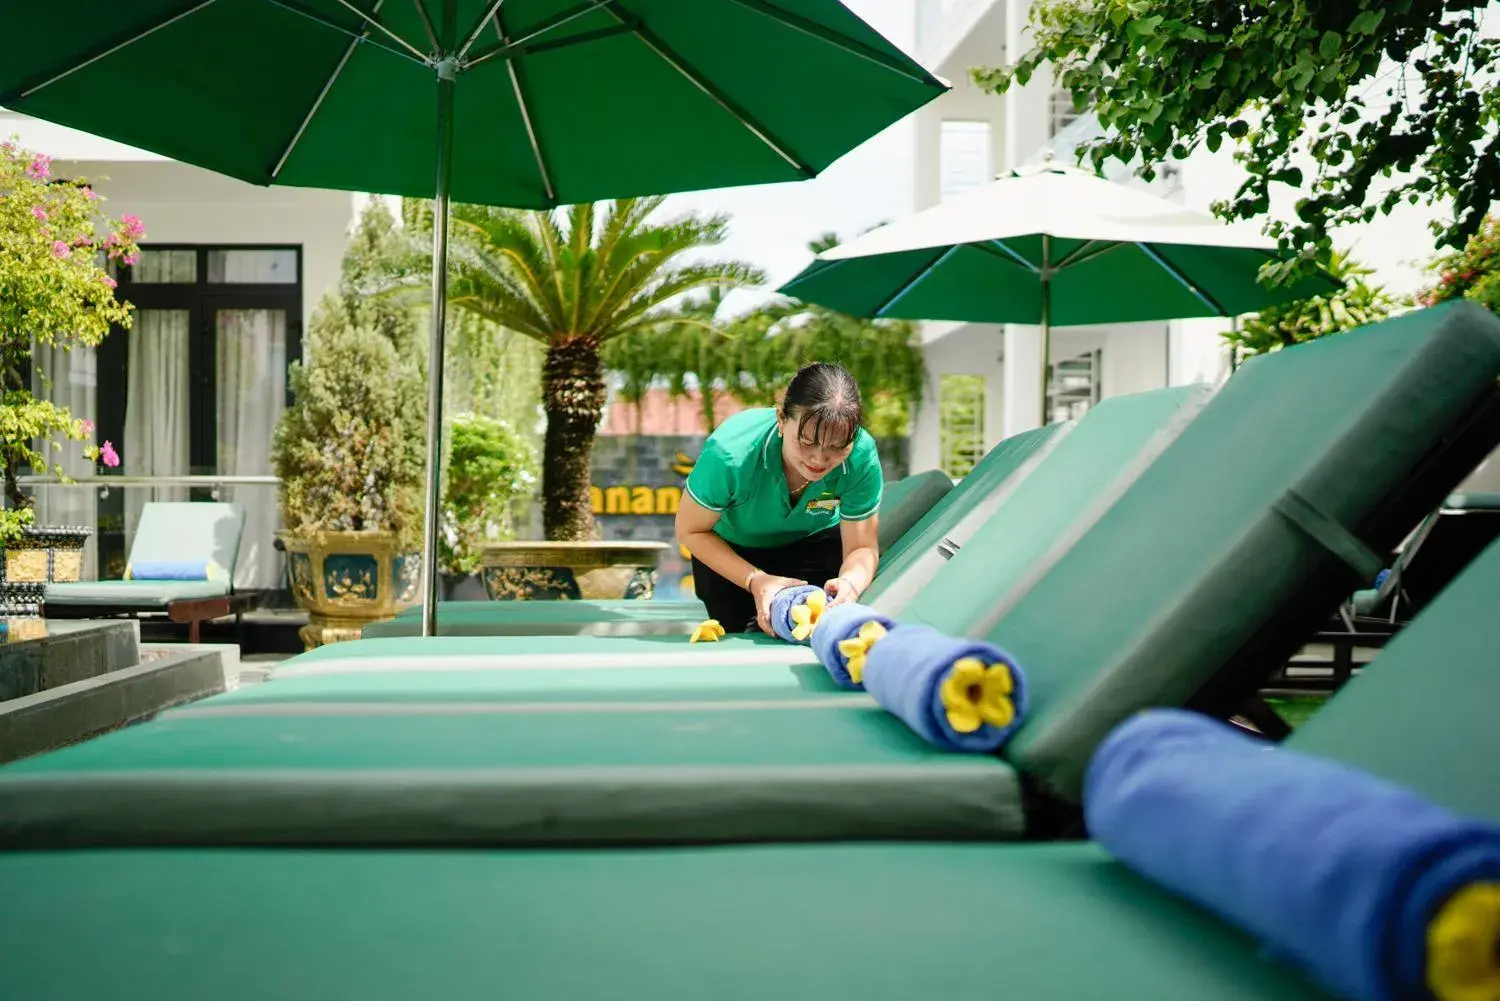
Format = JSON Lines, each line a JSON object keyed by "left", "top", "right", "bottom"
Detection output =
{"left": 744, "top": 568, "right": 763, "bottom": 591}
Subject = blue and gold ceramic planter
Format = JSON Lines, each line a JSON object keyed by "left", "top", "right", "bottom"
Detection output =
{"left": 478, "top": 541, "right": 669, "bottom": 601}
{"left": 278, "top": 530, "right": 421, "bottom": 649}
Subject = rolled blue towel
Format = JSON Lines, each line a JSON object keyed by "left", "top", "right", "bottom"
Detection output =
{"left": 861, "top": 623, "right": 1028, "bottom": 753}
{"left": 808, "top": 603, "right": 895, "bottom": 690}
{"left": 1085, "top": 708, "right": 1500, "bottom": 1001}
{"left": 767, "top": 584, "right": 826, "bottom": 644}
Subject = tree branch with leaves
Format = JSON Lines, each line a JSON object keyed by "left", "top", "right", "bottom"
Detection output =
{"left": 1, "top": 141, "right": 139, "bottom": 542}
{"left": 973, "top": 0, "right": 1500, "bottom": 279}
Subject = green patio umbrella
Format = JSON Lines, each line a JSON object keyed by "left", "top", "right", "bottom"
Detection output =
{"left": 778, "top": 163, "right": 1340, "bottom": 423}
{"left": 1, "top": 0, "right": 948, "bottom": 635}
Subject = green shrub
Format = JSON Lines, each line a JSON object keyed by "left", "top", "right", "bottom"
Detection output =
{"left": 271, "top": 293, "right": 426, "bottom": 550}
{"left": 441, "top": 413, "right": 538, "bottom": 574}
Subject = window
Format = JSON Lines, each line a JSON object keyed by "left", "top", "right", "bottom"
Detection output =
{"left": 1049, "top": 88, "right": 1087, "bottom": 139}
{"left": 939, "top": 374, "right": 986, "bottom": 478}
{"left": 939, "top": 120, "right": 993, "bottom": 203}
{"left": 1047, "top": 349, "right": 1101, "bottom": 423}
{"left": 207, "top": 249, "right": 298, "bottom": 284}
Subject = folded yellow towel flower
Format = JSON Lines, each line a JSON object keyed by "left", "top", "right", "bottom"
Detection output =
{"left": 939, "top": 657, "right": 1017, "bottom": 734}
{"left": 788, "top": 589, "right": 828, "bottom": 641}
{"left": 1427, "top": 881, "right": 1500, "bottom": 1001}
{"left": 836, "top": 620, "right": 889, "bottom": 685}
{"left": 689, "top": 619, "right": 725, "bottom": 643}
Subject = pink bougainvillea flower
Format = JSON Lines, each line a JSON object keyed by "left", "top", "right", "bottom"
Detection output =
{"left": 80, "top": 419, "right": 95, "bottom": 434}
{"left": 99, "top": 441, "right": 120, "bottom": 468}
{"left": 121, "top": 213, "right": 145, "bottom": 238}
{"left": 31, "top": 205, "right": 47, "bottom": 221}
{"left": 101, "top": 275, "right": 117, "bottom": 290}
{"left": 26, "top": 154, "right": 51, "bottom": 180}
{"left": 52, "top": 240, "right": 72, "bottom": 259}
{"left": 123, "top": 253, "right": 140, "bottom": 266}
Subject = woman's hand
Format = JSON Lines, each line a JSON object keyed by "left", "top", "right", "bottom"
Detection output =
{"left": 823, "top": 576, "right": 860, "bottom": 609}
{"left": 750, "top": 572, "right": 807, "bottom": 633}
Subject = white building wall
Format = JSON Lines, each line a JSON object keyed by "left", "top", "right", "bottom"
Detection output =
{"left": 62, "top": 161, "right": 355, "bottom": 332}
{"left": 3, "top": 111, "right": 355, "bottom": 330}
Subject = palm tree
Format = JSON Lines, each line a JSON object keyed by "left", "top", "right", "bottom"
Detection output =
{"left": 442, "top": 197, "right": 762, "bottom": 541}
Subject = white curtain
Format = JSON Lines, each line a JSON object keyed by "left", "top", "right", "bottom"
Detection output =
{"left": 217, "top": 308, "right": 287, "bottom": 590}
{"left": 30, "top": 342, "right": 100, "bottom": 578}
{"left": 123, "top": 310, "right": 191, "bottom": 556}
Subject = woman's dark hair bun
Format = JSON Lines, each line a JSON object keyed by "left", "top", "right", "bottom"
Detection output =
{"left": 781, "top": 362, "right": 863, "bottom": 450}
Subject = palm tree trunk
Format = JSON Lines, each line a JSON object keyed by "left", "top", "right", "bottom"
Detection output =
{"left": 541, "top": 336, "right": 606, "bottom": 541}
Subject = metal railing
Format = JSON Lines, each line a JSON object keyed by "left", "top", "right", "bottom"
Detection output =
{"left": 18, "top": 474, "right": 279, "bottom": 500}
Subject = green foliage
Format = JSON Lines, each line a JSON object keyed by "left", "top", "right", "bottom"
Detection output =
{"left": 972, "top": 0, "right": 1500, "bottom": 277}
{"left": 1223, "top": 251, "right": 1394, "bottom": 360}
{"left": 444, "top": 306, "right": 544, "bottom": 436}
{"left": 601, "top": 233, "right": 927, "bottom": 438}
{"left": 1, "top": 140, "right": 141, "bottom": 542}
{"left": 271, "top": 213, "right": 428, "bottom": 550}
{"left": 1418, "top": 213, "right": 1500, "bottom": 313}
{"left": 938, "top": 374, "right": 986, "bottom": 478}
{"left": 437, "top": 197, "right": 765, "bottom": 348}
{"left": 440, "top": 413, "right": 538, "bottom": 574}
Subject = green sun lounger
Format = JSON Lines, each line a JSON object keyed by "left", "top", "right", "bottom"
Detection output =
{"left": 1346, "top": 489, "right": 1500, "bottom": 622}
{"left": 3, "top": 486, "right": 1499, "bottom": 1001}
{"left": 361, "top": 435, "right": 1060, "bottom": 638}
{"left": 43, "top": 502, "right": 254, "bottom": 641}
{"left": 6, "top": 302, "right": 1499, "bottom": 854}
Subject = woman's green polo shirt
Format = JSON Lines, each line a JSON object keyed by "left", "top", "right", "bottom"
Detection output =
{"left": 684, "top": 407, "right": 883, "bottom": 549}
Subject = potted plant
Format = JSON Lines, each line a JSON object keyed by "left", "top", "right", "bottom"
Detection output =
{"left": 440, "top": 412, "right": 537, "bottom": 600}
{"left": 271, "top": 204, "right": 427, "bottom": 648}
{"left": 0, "top": 141, "right": 140, "bottom": 614}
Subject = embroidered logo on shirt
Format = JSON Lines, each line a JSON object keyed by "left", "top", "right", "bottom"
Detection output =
{"left": 806, "top": 496, "right": 840, "bottom": 512}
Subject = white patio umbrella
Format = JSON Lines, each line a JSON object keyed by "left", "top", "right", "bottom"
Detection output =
{"left": 779, "top": 163, "right": 1338, "bottom": 423}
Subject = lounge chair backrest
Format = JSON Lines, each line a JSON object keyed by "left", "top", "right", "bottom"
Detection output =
{"left": 998, "top": 301, "right": 1500, "bottom": 803}
{"left": 903, "top": 383, "right": 1215, "bottom": 633}
{"left": 128, "top": 502, "right": 247, "bottom": 578}
{"left": 875, "top": 470, "right": 954, "bottom": 554}
{"left": 871, "top": 421, "right": 1071, "bottom": 591}
{"left": 1287, "top": 533, "right": 1500, "bottom": 824}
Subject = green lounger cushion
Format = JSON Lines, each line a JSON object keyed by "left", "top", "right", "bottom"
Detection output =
{"left": 865, "top": 422, "right": 1069, "bottom": 599}
{"left": 0, "top": 842, "right": 1340, "bottom": 1001}
{"left": 45, "top": 501, "right": 245, "bottom": 607}
{"left": 873, "top": 469, "right": 954, "bottom": 552}
{"left": 362, "top": 599, "right": 711, "bottom": 638}
{"left": 0, "top": 695, "right": 1025, "bottom": 846}
{"left": 39, "top": 580, "right": 230, "bottom": 606}
{"left": 1287, "top": 534, "right": 1500, "bottom": 823}
{"left": 889, "top": 383, "right": 1210, "bottom": 627}
{"left": 999, "top": 301, "right": 1500, "bottom": 802}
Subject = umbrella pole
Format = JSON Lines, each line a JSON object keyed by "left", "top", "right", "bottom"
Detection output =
{"left": 1038, "top": 272, "right": 1052, "bottom": 427}
{"left": 419, "top": 57, "right": 458, "bottom": 638}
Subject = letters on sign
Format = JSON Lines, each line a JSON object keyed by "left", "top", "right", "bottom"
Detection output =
{"left": 589, "top": 485, "right": 683, "bottom": 517}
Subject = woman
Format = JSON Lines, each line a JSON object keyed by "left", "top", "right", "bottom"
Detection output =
{"left": 676, "top": 362, "right": 882, "bottom": 634}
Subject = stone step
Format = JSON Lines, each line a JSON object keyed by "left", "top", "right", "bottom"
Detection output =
{"left": 0, "top": 648, "right": 225, "bottom": 764}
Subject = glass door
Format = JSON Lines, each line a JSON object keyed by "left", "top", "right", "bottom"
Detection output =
{"left": 99, "top": 246, "right": 303, "bottom": 587}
